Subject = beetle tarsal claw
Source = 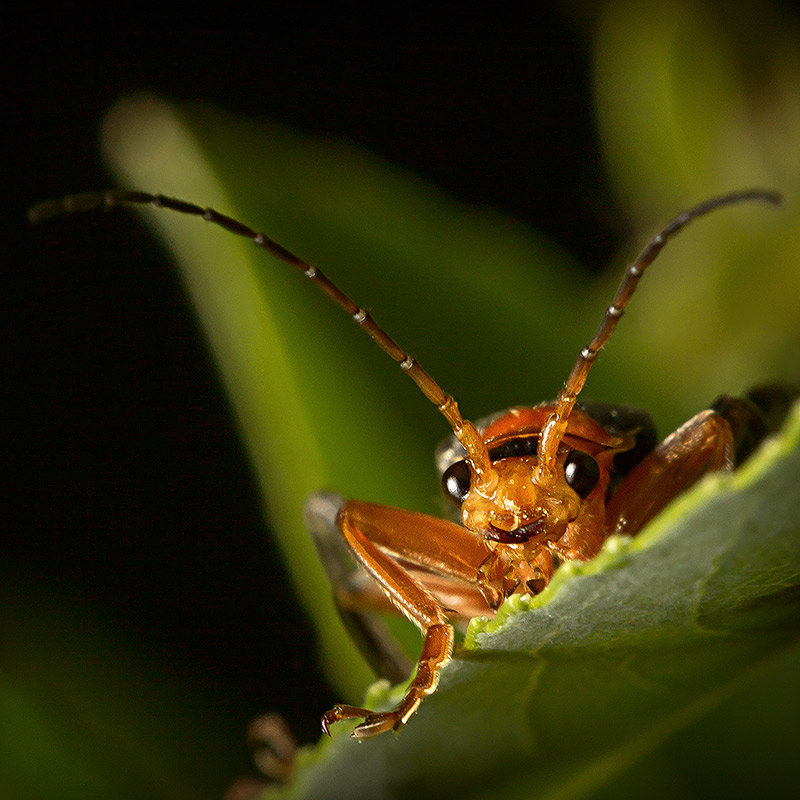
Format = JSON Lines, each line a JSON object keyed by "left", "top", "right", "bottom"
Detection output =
{"left": 352, "top": 713, "right": 400, "bottom": 739}
{"left": 320, "top": 704, "right": 370, "bottom": 736}
{"left": 321, "top": 704, "right": 401, "bottom": 739}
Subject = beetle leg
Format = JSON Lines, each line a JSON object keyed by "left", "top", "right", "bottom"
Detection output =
{"left": 321, "top": 513, "right": 453, "bottom": 739}
{"left": 309, "top": 495, "right": 495, "bottom": 738}
{"left": 606, "top": 409, "right": 734, "bottom": 536}
{"left": 307, "top": 493, "right": 498, "bottom": 621}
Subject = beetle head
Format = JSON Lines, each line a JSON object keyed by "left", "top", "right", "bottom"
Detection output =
{"left": 460, "top": 452, "right": 583, "bottom": 544}
{"left": 439, "top": 408, "right": 617, "bottom": 545}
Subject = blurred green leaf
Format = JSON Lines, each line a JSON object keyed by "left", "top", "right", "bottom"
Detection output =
{"left": 0, "top": 577, "right": 244, "bottom": 800}
{"left": 592, "top": 0, "right": 800, "bottom": 421}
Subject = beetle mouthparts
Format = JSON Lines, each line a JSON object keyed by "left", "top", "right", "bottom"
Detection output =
{"left": 486, "top": 518, "right": 546, "bottom": 544}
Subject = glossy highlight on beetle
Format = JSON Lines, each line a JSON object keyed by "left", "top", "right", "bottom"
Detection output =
{"left": 29, "top": 187, "right": 791, "bottom": 741}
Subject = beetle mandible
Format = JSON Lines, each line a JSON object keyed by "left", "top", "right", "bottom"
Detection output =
{"left": 30, "top": 186, "right": 791, "bottom": 740}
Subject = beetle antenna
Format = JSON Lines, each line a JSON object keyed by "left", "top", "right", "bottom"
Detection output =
{"left": 536, "top": 188, "right": 783, "bottom": 479}
{"left": 29, "top": 189, "right": 498, "bottom": 491}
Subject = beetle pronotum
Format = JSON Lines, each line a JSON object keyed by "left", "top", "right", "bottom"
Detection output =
{"left": 30, "top": 187, "right": 791, "bottom": 739}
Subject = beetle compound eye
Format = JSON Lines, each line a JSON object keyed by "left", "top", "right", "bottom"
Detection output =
{"left": 564, "top": 450, "right": 600, "bottom": 498}
{"left": 441, "top": 460, "right": 471, "bottom": 506}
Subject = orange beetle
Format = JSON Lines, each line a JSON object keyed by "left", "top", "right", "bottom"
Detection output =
{"left": 30, "top": 187, "right": 792, "bottom": 740}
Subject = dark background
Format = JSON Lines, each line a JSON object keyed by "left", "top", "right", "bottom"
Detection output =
{"left": 6, "top": 17, "right": 635, "bottom": 791}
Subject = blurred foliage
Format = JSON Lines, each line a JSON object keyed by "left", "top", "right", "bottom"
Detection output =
{"left": 0, "top": 575, "right": 245, "bottom": 800}
{"left": 12, "top": 1, "right": 800, "bottom": 798}
{"left": 586, "top": 0, "right": 800, "bottom": 424}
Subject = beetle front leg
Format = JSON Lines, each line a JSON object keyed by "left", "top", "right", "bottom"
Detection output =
{"left": 314, "top": 498, "right": 494, "bottom": 739}
{"left": 322, "top": 621, "right": 454, "bottom": 739}
{"left": 321, "top": 501, "right": 454, "bottom": 738}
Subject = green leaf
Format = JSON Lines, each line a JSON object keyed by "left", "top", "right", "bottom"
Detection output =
{"left": 0, "top": 577, "right": 245, "bottom": 800}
